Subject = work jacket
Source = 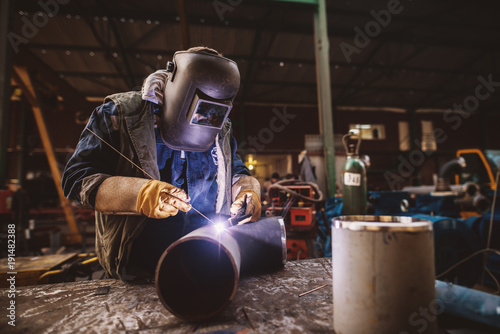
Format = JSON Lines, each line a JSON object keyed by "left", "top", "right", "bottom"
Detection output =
{"left": 62, "top": 91, "right": 248, "bottom": 281}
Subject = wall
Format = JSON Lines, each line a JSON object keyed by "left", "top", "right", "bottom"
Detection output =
{"left": 6, "top": 95, "right": 500, "bottom": 194}
{"left": 333, "top": 109, "right": 500, "bottom": 190}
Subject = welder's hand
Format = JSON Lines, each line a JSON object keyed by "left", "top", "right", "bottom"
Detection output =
{"left": 230, "top": 189, "right": 261, "bottom": 224}
{"left": 231, "top": 176, "right": 262, "bottom": 224}
{"left": 137, "top": 180, "right": 191, "bottom": 219}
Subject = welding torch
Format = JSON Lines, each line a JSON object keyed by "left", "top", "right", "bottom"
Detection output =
{"left": 164, "top": 191, "right": 253, "bottom": 230}
{"left": 218, "top": 194, "right": 253, "bottom": 229}
{"left": 162, "top": 192, "right": 217, "bottom": 225}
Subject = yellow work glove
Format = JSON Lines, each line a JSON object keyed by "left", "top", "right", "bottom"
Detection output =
{"left": 136, "top": 180, "right": 191, "bottom": 219}
{"left": 230, "top": 176, "right": 262, "bottom": 224}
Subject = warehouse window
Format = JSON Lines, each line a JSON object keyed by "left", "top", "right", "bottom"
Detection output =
{"left": 421, "top": 120, "right": 437, "bottom": 152}
{"left": 398, "top": 121, "right": 410, "bottom": 151}
{"left": 349, "top": 124, "right": 386, "bottom": 140}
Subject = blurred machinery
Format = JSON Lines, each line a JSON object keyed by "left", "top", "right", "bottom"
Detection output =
{"left": 317, "top": 148, "right": 500, "bottom": 289}
{"left": 265, "top": 180, "right": 323, "bottom": 260}
{"left": 0, "top": 188, "right": 13, "bottom": 215}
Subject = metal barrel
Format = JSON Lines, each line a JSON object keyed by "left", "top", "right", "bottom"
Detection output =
{"left": 155, "top": 216, "right": 286, "bottom": 321}
{"left": 332, "top": 215, "right": 437, "bottom": 334}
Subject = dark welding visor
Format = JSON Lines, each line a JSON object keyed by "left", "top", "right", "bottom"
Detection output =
{"left": 187, "top": 93, "right": 232, "bottom": 129}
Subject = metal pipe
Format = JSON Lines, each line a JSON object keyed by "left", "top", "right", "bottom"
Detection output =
{"left": 314, "top": 0, "right": 336, "bottom": 197}
{"left": 435, "top": 280, "right": 500, "bottom": 329}
{"left": 435, "top": 157, "right": 466, "bottom": 192}
{"left": 455, "top": 194, "right": 490, "bottom": 214}
{"left": 227, "top": 216, "right": 287, "bottom": 275}
{"left": 155, "top": 216, "right": 286, "bottom": 321}
{"left": 332, "top": 215, "right": 437, "bottom": 334}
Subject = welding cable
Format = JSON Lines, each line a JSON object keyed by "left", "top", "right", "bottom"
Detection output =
{"left": 268, "top": 180, "right": 324, "bottom": 203}
{"left": 435, "top": 168, "right": 500, "bottom": 293}
{"left": 39, "top": 269, "right": 64, "bottom": 281}
{"left": 77, "top": 252, "right": 96, "bottom": 258}
{"left": 486, "top": 167, "right": 499, "bottom": 250}
{"left": 81, "top": 257, "right": 98, "bottom": 265}
{"left": 480, "top": 167, "right": 500, "bottom": 294}
{"left": 435, "top": 248, "right": 500, "bottom": 294}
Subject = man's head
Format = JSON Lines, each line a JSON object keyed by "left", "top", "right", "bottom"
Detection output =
{"left": 159, "top": 46, "right": 240, "bottom": 152}
{"left": 185, "top": 46, "right": 221, "bottom": 56}
{"left": 271, "top": 173, "right": 280, "bottom": 183}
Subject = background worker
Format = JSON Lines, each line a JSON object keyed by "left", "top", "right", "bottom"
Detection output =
{"left": 62, "top": 47, "right": 261, "bottom": 282}
{"left": 261, "top": 172, "right": 280, "bottom": 204}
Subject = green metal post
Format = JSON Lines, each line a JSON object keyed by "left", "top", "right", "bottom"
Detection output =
{"left": 314, "top": 0, "right": 336, "bottom": 196}
{"left": 0, "top": 0, "right": 13, "bottom": 187}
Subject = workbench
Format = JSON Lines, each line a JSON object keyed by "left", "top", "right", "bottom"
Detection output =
{"left": 0, "top": 258, "right": 496, "bottom": 333}
{"left": 3, "top": 258, "right": 332, "bottom": 333}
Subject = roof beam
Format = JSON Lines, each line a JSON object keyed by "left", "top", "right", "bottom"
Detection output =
{"left": 326, "top": 3, "right": 497, "bottom": 34}
{"left": 13, "top": 3, "right": 500, "bottom": 51}
{"left": 335, "top": 43, "right": 384, "bottom": 104}
{"left": 82, "top": 16, "right": 132, "bottom": 88}
{"left": 176, "top": 0, "right": 190, "bottom": 49}
{"left": 12, "top": 66, "right": 81, "bottom": 245}
{"left": 56, "top": 70, "right": 491, "bottom": 97}
{"left": 107, "top": 17, "right": 138, "bottom": 88}
{"left": 337, "top": 46, "right": 428, "bottom": 102}
{"left": 414, "top": 50, "right": 493, "bottom": 106}
{"left": 27, "top": 44, "right": 500, "bottom": 78}
{"left": 13, "top": 48, "right": 95, "bottom": 113}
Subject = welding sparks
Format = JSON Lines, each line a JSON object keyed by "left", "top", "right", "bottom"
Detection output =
{"left": 213, "top": 221, "right": 227, "bottom": 233}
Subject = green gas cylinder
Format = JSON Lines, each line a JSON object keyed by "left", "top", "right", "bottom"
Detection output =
{"left": 341, "top": 132, "right": 367, "bottom": 215}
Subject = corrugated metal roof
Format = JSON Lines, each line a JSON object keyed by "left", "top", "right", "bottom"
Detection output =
{"left": 10, "top": 0, "right": 500, "bottom": 110}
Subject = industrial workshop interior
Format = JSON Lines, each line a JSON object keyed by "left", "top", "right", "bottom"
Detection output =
{"left": 1, "top": 0, "right": 500, "bottom": 333}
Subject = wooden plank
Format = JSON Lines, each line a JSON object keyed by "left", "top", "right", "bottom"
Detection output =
{"left": 0, "top": 253, "right": 78, "bottom": 288}
{"left": 0, "top": 253, "right": 79, "bottom": 272}
{"left": 2, "top": 258, "right": 334, "bottom": 333}
{"left": 11, "top": 66, "right": 81, "bottom": 245}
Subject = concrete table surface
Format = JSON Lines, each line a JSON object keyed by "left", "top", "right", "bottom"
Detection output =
{"left": 1, "top": 258, "right": 333, "bottom": 334}
{"left": 1, "top": 257, "right": 496, "bottom": 333}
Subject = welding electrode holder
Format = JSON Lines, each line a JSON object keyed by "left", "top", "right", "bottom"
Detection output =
{"left": 155, "top": 216, "right": 287, "bottom": 321}
{"left": 226, "top": 213, "right": 252, "bottom": 227}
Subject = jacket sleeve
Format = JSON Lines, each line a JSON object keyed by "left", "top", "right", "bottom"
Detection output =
{"left": 61, "top": 101, "right": 121, "bottom": 208}
{"left": 229, "top": 126, "right": 251, "bottom": 182}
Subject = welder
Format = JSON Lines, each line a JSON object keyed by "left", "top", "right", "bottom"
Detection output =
{"left": 62, "top": 47, "right": 261, "bottom": 282}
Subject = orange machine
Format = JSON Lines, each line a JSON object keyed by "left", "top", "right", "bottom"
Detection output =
{"left": 0, "top": 189, "right": 13, "bottom": 214}
{"left": 455, "top": 149, "right": 499, "bottom": 219}
{"left": 266, "top": 181, "right": 323, "bottom": 260}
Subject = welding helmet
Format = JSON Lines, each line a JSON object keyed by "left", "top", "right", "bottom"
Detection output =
{"left": 160, "top": 50, "right": 240, "bottom": 152}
